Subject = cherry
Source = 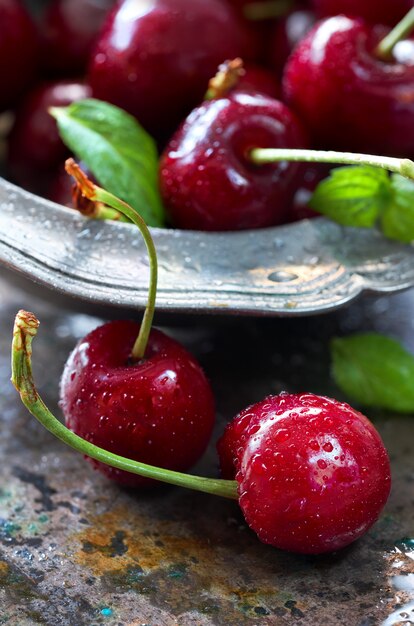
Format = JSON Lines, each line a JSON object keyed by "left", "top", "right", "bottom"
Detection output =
{"left": 217, "top": 392, "right": 391, "bottom": 554}
{"left": 283, "top": 16, "right": 414, "bottom": 156}
{"left": 311, "top": 0, "right": 414, "bottom": 26}
{"left": 88, "top": 0, "right": 254, "bottom": 140}
{"left": 159, "top": 91, "right": 306, "bottom": 231}
{"left": 40, "top": 0, "right": 115, "bottom": 76}
{"left": 0, "top": 0, "right": 39, "bottom": 112}
{"left": 7, "top": 80, "right": 91, "bottom": 195}
{"left": 60, "top": 321, "right": 215, "bottom": 487}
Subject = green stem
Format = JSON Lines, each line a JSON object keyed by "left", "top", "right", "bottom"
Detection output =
{"left": 95, "top": 205, "right": 125, "bottom": 221}
{"left": 95, "top": 188, "right": 157, "bottom": 361}
{"left": 11, "top": 311, "right": 238, "bottom": 500}
{"left": 244, "top": 0, "right": 293, "bottom": 20}
{"left": 376, "top": 7, "right": 414, "bottom": 60}
{"left": 65, "top": 160, "right": 157, "bottom": 360}
{"left": 249, "top": 148, "right": 414, "bottom": 181}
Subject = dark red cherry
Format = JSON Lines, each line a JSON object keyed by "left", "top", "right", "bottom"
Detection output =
{"left": 7, "top": 80, "right": 91, "bottom": 195}
{"left": 88, "top": 0, "right": 254, "bottom": 139}
{"left": 0, "top": 0, "right": 39, "bottom": 112}
{"left": 271, "top": 9, "right": 316, "bottom": 77}
{"left": 159, "top": 92, "right": 306, "bottom": 231}
{"left": 60, "top": 320, "right": 215, "bottom": 487}
{"left": 283, "top": 16, "right": 414, "bottom": 156}
{"left": 40, "top": 0, "right": 115, "bottom": 76}
{"left": 311, "top": 0, "right": 414, "bottom": 26}
{"left": 217, "top": 392, "right": 391, "bottom": 554}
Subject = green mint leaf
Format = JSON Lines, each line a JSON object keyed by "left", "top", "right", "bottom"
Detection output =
{"left": 50, "top": 99, "right": 165, "bottom": 227}
{"left": 380, "top": 173, "right": 414, "bottom": 243}
{"left": 331, "top": 333, "right": 414, "bottom": 413}
{"left": 309, "top": 165, "right": 392, "bottom": 228}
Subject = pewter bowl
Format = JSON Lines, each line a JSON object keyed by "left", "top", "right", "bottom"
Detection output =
{"left": 1, "top": 175, "right": 414, "bottom": 316}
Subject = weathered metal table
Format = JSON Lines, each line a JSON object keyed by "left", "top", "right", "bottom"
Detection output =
{"left": 0, "top": 275, "right": 413, "bottom": 626}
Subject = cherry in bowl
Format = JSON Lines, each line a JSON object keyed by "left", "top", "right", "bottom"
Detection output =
{"left": 160, "top": 90, "right": 307, "bottom": 231}
{"left": 0, "top": 0, "right": 39, "bottom": 112}
{"left": 7, "top": 80, "right": 91, "bottom": 195}
{"left": 283, "top": 15, "right": 414, "bottom": 156}
{"left": 88, "top": 0, "right": 254, "bottom": 140}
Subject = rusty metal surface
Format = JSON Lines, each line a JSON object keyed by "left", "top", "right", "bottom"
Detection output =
{"left": 0, "top": 275, "right": 413, "bottom": 626}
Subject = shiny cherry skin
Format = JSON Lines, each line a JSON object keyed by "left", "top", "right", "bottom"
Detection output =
{"left": 217, "top": 393, "right": 391, "bottom": 554}
{"left": 88, "top": 0, "right": 253, "bottom": 140}
{"left": 283, "top": 16, "right": 414, "bottom": 156}
{"left": 311, "top": 0, "right": 414, "bottom": 26}
{"left": 7, "top": 80, "right": 91, "bottom": 195}
{"left": 40, "top": 0, "right": 115, "bottom": 76}
{"left": 60, "top": 320, "right": 215, "bottom": 487}
{"left": 0, "top": 0, "right": 38, "bottom": 112}
{"left": 159, "top": 92, "right": 306, "bottom": 231}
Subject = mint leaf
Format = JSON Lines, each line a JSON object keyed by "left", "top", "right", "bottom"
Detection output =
{"left": 51, "top": 99, "right": 165, "bottom": 227}
{"left": 331, "top": 333, "right": 414, "bottom": 413}
{"left": 380, "top": 174, "right": 414, "bottom": 243}
{"left": 309, "top": 165, "right": 392, "bottom": 228}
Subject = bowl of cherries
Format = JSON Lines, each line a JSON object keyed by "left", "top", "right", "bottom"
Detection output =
{"left": 1, "top": 0, "right": 414, "bottom": 316}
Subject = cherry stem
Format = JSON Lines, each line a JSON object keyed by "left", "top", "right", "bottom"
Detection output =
{"left": 11, "top": 310, "right": 238, "bottom": 500}
{"left": 205, "top": 58, "right": 245, "bottom": 101}
{"left": 249, "top": 148, "right": 414, "bottom": 180}
{"left": 65, "top": 159, "right": 156, "bottom": 361}
{"left": 243, "top": 0, "right": 293, "bottom": 20}
{"left": 376, "top": 6, "right": 414, "bottom": 60}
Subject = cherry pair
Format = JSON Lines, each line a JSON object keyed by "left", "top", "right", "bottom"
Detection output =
{"left": 12, "top": 164, "right": 391, "bottom": 556}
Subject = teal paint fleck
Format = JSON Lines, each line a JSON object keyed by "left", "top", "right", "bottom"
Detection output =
{"left": 100, "top": 608, "right": 113, "bottom": 617}
{"left": 0, "top": 521, "right": 21, "bottom": 536}
{"left": 396, "top": 537, "right": 414, "bottom": 552}
{"left": 38, "top": 514, "right": 49, "bottom": 523}
{"left": 27, "top": 523, "right": 38, "bottom": 534}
